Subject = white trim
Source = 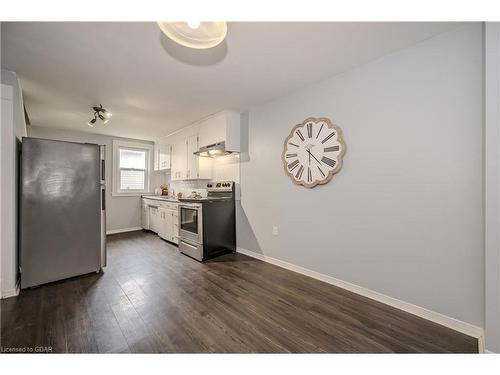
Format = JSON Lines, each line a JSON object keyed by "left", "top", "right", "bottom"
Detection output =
{"left": 1, "top": 83, "right": 14, "bottom": 100}
{"left": 237, "top": 247, "right": 485, "bottom": 353}
{"left": 1, "top": 286, "right": 19, "bottom": 299}
{"left": 112, "top": 140, "right": 153, "bottom": 196}
{"left": 106, "top": 226, "right": 143, "bottom": 235}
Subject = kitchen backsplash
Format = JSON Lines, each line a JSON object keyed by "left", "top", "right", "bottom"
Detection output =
{"left": 151, "top": 154, "right": 241, "bottom": 198}
{"left": 169, "top": 178, "right": 209, "bottom": 198}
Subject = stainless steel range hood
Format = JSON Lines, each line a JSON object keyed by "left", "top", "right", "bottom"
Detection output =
{"left": 194, "top": 141, "right": 235, "bottom": 158}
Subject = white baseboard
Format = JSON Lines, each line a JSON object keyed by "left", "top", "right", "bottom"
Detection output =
{"left": 1, "top": 286, "right": 20, "bottom": 299}
{"left": 106, "top": 226, "right": 143, "bottom": 235}
{"left": 237, "top": 247, "right": 485, "bottom": 353}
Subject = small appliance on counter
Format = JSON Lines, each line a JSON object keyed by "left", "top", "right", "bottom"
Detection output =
{"left": 178, "top": 181, "right": 236, "bottom": 262}
{"left": 160, "top": 184, "right": 169, "bottom": 195}
{"left": 154, "top": 184, "right": 169, "bottom": 196}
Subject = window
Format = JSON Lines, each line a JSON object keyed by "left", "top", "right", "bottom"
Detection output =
{"left": 112, "top": 140, "right": 153, "bottom": 196}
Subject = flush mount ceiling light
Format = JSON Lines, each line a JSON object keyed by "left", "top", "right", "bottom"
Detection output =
{"left": 157, "top": 22, "right": 227, "bottom": 49}
{"left": 87, "top": 104, "right": 112, "bottom": 127}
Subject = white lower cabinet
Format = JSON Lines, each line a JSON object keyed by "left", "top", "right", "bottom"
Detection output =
{"left": 164, "top": 207, "right": 173, "bottom": 241}
{"left": 149, "top": 206, "right": 159, "bottom": 233}
{"left": 172, "top": 209, "right": 179, "bottom": 245}
{"left": 158, "top": 207, "right": 168, "bottom": 240}
{"left": 162, "top": 205, "right": 179, "bottom": 244}
{"left": 141, "top": 203, "right": 149, "bottom": 230}
{"left": 142, "top": 198, "right": 179, "bottom": 244}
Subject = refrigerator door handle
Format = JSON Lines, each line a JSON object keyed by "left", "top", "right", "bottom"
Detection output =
{"left": 101, "top": 188, "right": 106, "bottom": 210}
{"left": 99, "top": 144, "right": 105, "bottom": 183}
{"left": 100, "top": 186, "right": 107, "bottom": 268}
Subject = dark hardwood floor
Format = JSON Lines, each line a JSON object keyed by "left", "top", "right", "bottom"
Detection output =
{"left": 1, "top": 230, "right": 478, "bottom": 353}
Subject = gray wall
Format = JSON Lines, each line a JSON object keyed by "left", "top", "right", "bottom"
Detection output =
{"left": 484, "top": 22, "right": 500, "bottom": 352}
{"left": 238, "top": 24, "right": 484, "bottom": 326}
{"left": 28, "top": 126, "right": 153, "bottom": 231}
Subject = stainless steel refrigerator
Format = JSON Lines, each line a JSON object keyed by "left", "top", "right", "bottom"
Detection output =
{"left": 20, "top": 137, "right": 106, "bottom": 288}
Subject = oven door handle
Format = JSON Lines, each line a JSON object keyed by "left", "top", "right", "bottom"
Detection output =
{"left": 179, "top": 204, "right": 202, "bottom": 209}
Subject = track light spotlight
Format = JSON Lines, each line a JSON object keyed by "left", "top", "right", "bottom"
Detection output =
{"left": 88, "top": 116, "right": 97, "bottom": 127}
{"left": 87, "top": 104, "right": 112, "bottom": 127}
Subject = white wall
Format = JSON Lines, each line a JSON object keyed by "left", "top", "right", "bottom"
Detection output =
{"left": 238, "top": 24, "right": 484, "bottom": 327}
{"left": 1, "top": 69, "right": 27, "bottom": 298}
{"left": 27, "top": 126, "right": 153, "bottom": 232}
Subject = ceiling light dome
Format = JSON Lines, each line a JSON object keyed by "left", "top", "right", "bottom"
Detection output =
{"left": 157, "top": 22, "right": 227, "bottom": 49}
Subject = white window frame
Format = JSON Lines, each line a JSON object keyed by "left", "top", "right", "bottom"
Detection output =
{"left": 112, "top": 140, "right": 153, "bottom": 196}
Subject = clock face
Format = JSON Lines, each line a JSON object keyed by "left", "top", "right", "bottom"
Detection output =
{"left": 282, "top": 117, "right": 346, "bottom": 188}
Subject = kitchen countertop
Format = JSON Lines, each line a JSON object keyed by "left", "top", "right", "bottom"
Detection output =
{"left": 142, "top": 195, "right": 180, "bottom": 203}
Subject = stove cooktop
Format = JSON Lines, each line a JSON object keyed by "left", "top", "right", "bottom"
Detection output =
{"left": 178, "top": 181, "right": 235, "bottom": 203}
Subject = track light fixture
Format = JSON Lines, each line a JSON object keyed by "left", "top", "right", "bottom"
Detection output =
{"left": 88, "top": 104, "right": 112, "bottom": 127}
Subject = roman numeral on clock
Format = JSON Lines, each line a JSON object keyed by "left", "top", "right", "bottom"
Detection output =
{"left": 296, "top": 129, "right": 305, "bottom": 141}
{"left": 321, "top": 156, "right": 336, "bottom": 168}
{"left": 307, "top": 123, "right": 312, "bottom": 138}
{"left": 289, "top": 142, "right": 299, "bottom": 147}
{"left": 295, "top": 165, "right": 304, "bottom": 180}
{"left": 288, "top": 159, "right": 299, "bottom": 171}
{"left": 324, "top": 145, "right": 340, "bottom": 152}
{"left": 307, "top": 167, "right": 312, "bottom": 182}
{"left": 285, "top": 153, "right": 297, "bottom": 158}
{"left": 321, "top": 131, "right": 336, "bottom": 144}
{"left": 316, "top": 123, "right": 324, "bottom": 139}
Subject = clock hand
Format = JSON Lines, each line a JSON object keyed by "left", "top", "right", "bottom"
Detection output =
{"left": 307, "top": 148, "right": 322, "bottom": 166}
{"left": 308, "top": 149, "right": 311, "bottom": 165}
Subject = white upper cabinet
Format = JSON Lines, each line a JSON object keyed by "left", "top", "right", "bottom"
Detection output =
{"left": 153, "top": 142, "right": 160, "bottom": 171}
{"left": 186, "top": 135, "right": 198, "bottom": 180}
{"left": 171, "top": 138, "right": 187, "bottom": 180}
{"left": 198, "top": 110, "right": 241, "bottom": 152}
{"left": 158, "top": 143, "right": 171, "bottom": 170}
{"left": 170, "top": 135, "right": 212, "bottom": 181}
{"left": 153, "top": 141, "right": 171, "bottom": 171}
{"left": 165, "top": 110, "right": 239, "bottom": 180}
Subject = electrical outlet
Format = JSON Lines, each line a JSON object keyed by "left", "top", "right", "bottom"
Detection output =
{"left": 272, "top": 226, "right": 279, "bottom": 236}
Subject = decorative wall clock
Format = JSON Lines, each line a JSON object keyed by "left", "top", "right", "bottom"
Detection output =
{"left": 282, "top": 117, "right": 346, "bottom": 188}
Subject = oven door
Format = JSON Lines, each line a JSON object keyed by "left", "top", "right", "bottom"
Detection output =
{"left": 179, "top": 203, "right": 202, "bottom": 244}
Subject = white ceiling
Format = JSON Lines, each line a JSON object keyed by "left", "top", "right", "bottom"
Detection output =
{"left": 1, "top": 22, "right": 460, "bottom": 140}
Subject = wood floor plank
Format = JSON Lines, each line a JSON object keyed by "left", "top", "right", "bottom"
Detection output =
{"left": 0, "top": 230, "right": 479, "bottom": 353}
